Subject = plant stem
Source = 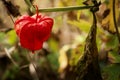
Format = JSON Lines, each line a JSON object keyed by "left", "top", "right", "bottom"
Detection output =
{"left": 24, "top": 0, "right": 93, "bottom": 12}
{"left": 113, "top": 0, "right": 120, "bottom": 42}
{"left": 28, "top": 53, "right": 39, "bottom": 80}
{"left": 24, "top": 0, "right": 32, "bottom": 7}
{"left": 38, "top": 6, "right": 93, "bottom": 12}
{"left": 113, "top": 0, "right": 120, "bottom": 54}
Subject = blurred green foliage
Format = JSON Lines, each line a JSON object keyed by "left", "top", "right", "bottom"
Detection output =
{"left": 0, "top": 0, "right": 120, "bottom": 80}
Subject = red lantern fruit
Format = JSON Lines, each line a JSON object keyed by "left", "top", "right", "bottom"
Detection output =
{"left": 14, "top": 6, "right": 53, "bottom": 53}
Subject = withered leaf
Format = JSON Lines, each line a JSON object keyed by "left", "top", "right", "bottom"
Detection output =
{"left": 101, "top": 0, "right": 119, "bottom": 33}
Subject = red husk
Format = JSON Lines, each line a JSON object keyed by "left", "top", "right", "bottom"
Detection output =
{"left": 14, "top": 6, "right": 53, "bottom": 53}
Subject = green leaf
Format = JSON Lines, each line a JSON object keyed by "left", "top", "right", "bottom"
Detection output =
{"left": 0, "top": 32, "right": 5, "bottom": 43}
{"left": 7, "top": 30, "right": 17, "bottom": 45}
{"left": 77, "top": 11, "right": 81, "bottom": 20}
{"left": 47, "top": 53, "right": 59, "bottom": 71}
{"left": 48, "top": 38, "right": 59, "bottom": 53}
{"left": 77, "top": 0, "right": 84, "bottom": 5}
{"left": 106, "top": 35, "right": 119, "bottom": 48}
{"left": 68, "top": 20, "right": 91, "bottom": 32}
{"left": 102, "top": 64, "right": 120, "bottom": 80}
{"left": 109, "top": 51, "right": 120, "bottom": 63}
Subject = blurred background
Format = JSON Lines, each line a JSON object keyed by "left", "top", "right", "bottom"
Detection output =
{"left": 0, "top": 0, "right": 120, "bottom": 80}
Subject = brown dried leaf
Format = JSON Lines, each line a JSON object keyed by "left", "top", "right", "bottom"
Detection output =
{"left": 101, "top": 0, "right": 119, "bottom": 33}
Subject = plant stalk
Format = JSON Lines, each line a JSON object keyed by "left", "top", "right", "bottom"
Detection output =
{"left": 24, "top": 0, "right": 93, "bottom": 12}
{"left": 113, "top": 0, "right": 120, "bottom": 42}
{"left": 28, "top": 53, "right": 39, "bottom": 80}
{"left": 38, "top": 6, "right": 93, "bottom": 12}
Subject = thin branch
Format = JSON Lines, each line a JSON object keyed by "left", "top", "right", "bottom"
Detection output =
{"left": 24, "top": 0, "right": 93, "bottom": 12}
{"left": 24, "top": 0, "right": 32, "bottom": 7}
{"left": 4, "top": 48, "right": 18, "bottom": 67}
{"left": 28, "top": 53, "right": 39, "bottom": 80}
{"left": 38, "top": 6, "right": 93, "bottom": 12}
{"left": 8, "top": 14, "right": 15, "bottom": 24}
{"left": 113, "top": 0, "right": 120, "bottom": 42}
